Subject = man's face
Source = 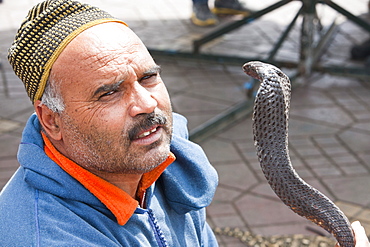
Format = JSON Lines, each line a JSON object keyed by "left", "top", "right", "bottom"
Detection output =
{"left": 50, "top": 23, "right": 173, "bottom": 174}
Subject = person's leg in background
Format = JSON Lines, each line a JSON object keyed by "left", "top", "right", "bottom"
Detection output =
{"left": 213, "top": 0, "right": 252, "bottom": 16}
{"left": 191, "top": 0, "right": 253, "bottom": 27}
{"left": 191, "top": 0, "right": 218, "bottom": 27}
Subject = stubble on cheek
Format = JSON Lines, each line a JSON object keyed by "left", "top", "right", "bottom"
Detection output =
{"left": 59, "top": 111, "right": 173, "bottom": 174}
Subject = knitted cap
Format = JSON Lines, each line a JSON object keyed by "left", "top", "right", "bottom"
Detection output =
{"left": 8, "top": 0, "right": 127, "bottom": 103}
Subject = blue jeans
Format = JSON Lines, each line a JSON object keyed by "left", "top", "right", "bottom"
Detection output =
{"left": 192, "top": 0, "right": 209, "bottom": 4}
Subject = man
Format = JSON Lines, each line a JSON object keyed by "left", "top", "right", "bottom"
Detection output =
{"left": 0, "top": 0, "right": 218, "bottom": 246}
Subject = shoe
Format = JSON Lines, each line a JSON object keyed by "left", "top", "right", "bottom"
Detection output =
{"left": 351, "top": 39, "right": 370, "bottom": 60}
{"left": 191, "top": 3, "right": 218, "bottom": 27}
{"left": 213, "top": 0, "right": 253, "bottom": 16}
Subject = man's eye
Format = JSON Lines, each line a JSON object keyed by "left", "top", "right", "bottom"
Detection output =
{"left": 142, "top": 75, "right": 155, "bottom": 80}
{"left": 100, "top": 90, "right": 116, "bottom": 98}
{"left": 140, "top": 74, "right": 158, "bottom": 85}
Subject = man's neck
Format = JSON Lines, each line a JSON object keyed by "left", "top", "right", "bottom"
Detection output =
{"left": 90, "top": 171, "right": 143, "bottom": 199}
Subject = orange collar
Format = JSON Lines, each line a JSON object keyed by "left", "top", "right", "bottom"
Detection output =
{"left": 42, "top": 133, "right": 175, "bottom": 225}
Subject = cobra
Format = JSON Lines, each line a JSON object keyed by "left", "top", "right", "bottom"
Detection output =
{"left": 243, "top": 61, "right": 355, "bottom": 247}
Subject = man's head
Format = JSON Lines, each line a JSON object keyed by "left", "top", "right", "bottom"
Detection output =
{"left": 9, "top": 0, "right": 173, "bottom": 174}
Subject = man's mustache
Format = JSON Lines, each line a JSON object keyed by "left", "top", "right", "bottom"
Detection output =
{"left": 128, "top": 112, "right": 168, "bottom": 141}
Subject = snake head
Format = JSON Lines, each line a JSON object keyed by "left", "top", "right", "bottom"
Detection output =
{"left": 243, "top": 62, "right": 263, "bottom": 81}
{"left": 243, "top": 61, "right": 288, "bottom": 83}
{"left": 243, "top": 61, "right": 291, "bottom": 103}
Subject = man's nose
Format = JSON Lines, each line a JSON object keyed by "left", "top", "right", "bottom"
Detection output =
{"left": 128, "top": 82, "right": 158, "bottom": 117}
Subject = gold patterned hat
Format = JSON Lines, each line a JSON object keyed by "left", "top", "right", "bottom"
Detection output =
{"left": 8, "top": 0, "right": 127, "bottom": 103}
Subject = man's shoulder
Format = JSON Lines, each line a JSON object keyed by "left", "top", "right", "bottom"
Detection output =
{"left": 0, "top": 168, "right": 38, "bottom": 246}
{"left": 0, "top": 167, "right": 34, "bottom": 207}
{"left": 0, "top": 168, "right": 122, "bottom": 246}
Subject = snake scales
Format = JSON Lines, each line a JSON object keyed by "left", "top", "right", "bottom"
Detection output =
{"left": 242, "top": 61, "right": 354, "bottom": 247}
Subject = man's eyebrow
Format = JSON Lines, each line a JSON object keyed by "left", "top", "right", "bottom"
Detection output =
{"left": 93, "top": 65, "right": 161, "bottom": 97}
{"left": 93, "top": 80, "right": 124, "bottom": 97}
{"left": 142, "top": 65, "right": 161, "bottom": 76}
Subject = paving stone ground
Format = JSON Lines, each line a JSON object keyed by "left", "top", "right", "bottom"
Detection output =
{"left": 1, "top": 0, "right": 370, "bottom": 246}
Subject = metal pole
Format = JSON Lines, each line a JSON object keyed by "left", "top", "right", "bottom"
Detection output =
{"left": 193, "top": 0, "right": 294, "bottom": 53}
{"left": 322, "top": 0, "right": 370, "bottom": 32}
{"left": 267, "top": 5, "right": 303, "bottom": 62}
{"left": 299, "top": 0, "right": 317, "bottom": 76}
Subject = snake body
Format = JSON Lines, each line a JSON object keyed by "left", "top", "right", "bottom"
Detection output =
{"left": 243, "top": 61, "right": 354, "bottom": 247}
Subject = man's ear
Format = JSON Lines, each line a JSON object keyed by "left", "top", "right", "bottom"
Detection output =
{"left": 34, "top": 100, "right": 62, "bottom": 141}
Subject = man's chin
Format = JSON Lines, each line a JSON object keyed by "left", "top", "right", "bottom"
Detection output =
{"left": 124, "top": 143, "right": 171, "bottom": 174}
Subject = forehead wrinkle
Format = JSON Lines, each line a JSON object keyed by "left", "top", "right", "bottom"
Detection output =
{"left": 77, "top": 27, "right": 151, "bottom": 72}
{"left": 84, "top": 49, "right": 125, "bottom": 69}
{"left": 75, "top": 52, "right": 131, "bottom": 90}
{"left": 72, "top": 33, "right": 133, "bottom": 69}
{"left": 57, "top": 24, "right": 154, "bottom": 86}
